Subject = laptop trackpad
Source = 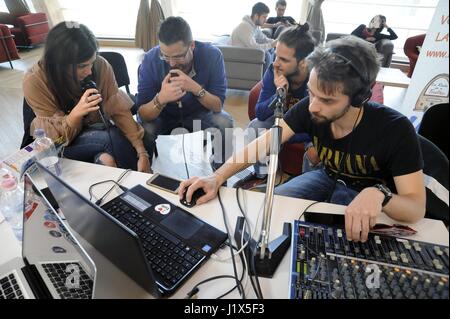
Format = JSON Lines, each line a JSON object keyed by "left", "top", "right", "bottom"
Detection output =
{"left": 161, "top": 209, "right": 202, "bottom": 240}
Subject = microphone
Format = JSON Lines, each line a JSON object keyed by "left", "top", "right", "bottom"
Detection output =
{"left": 169, "top": 70, "right": 183, "bottom": 108}
{"left": 81, "top": 79, "right": 109, "bottom": 128}
{"left": 276, "top": 86, "right": 287, "bottom": 99}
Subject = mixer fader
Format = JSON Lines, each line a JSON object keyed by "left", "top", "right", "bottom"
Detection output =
{"left": 289, "top": 221, "right": 449, "bottom": 299}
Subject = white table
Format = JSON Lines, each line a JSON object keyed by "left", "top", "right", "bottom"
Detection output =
{"left": 1, "top": 159, "right": 448, "bottom": 299}
{"left": 376, "top": 67, "right": 411, "bottom": 88}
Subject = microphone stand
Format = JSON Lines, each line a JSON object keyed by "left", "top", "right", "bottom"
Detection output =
{"left": 235, "top": 92, "right": 291, "bottom": 278}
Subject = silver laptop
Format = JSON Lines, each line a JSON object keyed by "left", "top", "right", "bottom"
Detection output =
{"left": 0, "top": 173, "right": 97, "bottom": 299}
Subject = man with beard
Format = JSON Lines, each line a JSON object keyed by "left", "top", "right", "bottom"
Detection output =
{"left": 179, "top": 36, "right": 426, "bottom": 243}
{"left": 234, "top": 23, "right": 319, "bottom": 189}
{"left": 137, "top": 17, "right": 234, "bottom": 170}
{"left": 231, "top": 2, "right": 278, "bottom": 73}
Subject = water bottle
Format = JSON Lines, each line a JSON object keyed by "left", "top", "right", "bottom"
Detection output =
{"left": 34, "top": 128, "right": 61, "bottom": 176}
{"left": 0, "top": 163, "right": 24, "bottom": 241}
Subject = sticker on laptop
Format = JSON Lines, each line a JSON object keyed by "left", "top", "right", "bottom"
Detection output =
{"left": 155, "top": 204, "right": 171, "bottom": 215}
{"left": 49, "top": 230, "right": 62, "bottom": 238}
{"left": 52, "top": 246, "right": 67, "bottom": 254}
{"left": 44, "top": 221, "right": 56, "bottom": 229}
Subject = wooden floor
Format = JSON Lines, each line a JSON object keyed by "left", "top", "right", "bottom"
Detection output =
{"left": 0, "top": 46, "right": 250, "bottom": 162}
{"left": 0, "top": 46, "right": 407, "bottom": 183}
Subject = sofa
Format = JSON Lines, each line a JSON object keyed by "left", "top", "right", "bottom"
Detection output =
{"left": 0, "top": 23, "right": 20, "bottom": 69}
{"left": 326, "top": 33, "right": 394, "bottom": 68}
{"left": 0, "top": 11, "right": 49, "bottom": 47}
{"left": 212, "top": 36, "right": 265, "bottom": 91}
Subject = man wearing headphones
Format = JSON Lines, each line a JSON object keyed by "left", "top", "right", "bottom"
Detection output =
{"left": 179, "top": 36, "right": 426, "bottom": 243}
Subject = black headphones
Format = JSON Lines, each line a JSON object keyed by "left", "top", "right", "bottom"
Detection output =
{"left": 326, "top": 48, "right": 372, "bottom": 108}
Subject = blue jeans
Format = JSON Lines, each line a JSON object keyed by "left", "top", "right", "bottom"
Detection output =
{"left": 274, "top": 168, "right": 359, "bottom": 205}
{"left": 139, "top": 110, "right": 234, "bottom": 164}
{"left": 62, "top": 127, "right": 153, "bottom": 170}
{"left": 246, "top": 115, "right": 310, "bottom": 177}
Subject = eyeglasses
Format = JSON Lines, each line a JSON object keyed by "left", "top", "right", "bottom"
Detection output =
{"left": 159, "top": 47, "right": 190, "bottom": 62}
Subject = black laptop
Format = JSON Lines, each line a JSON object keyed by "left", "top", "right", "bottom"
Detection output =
{"left": 36, "top": 162, "right": 227, "bottom": 297}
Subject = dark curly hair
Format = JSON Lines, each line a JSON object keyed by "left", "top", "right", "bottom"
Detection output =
{"left": 278, "top": 23, "right": 316, "bottom": 62}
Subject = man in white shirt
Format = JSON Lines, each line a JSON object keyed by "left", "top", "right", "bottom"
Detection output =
{"left": 231, "top": 2, "right": 277, "bottom": 72}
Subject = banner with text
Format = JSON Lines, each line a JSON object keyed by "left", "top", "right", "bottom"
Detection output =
{"left": 399, "top": 0, "right": 449, "bottom": 128}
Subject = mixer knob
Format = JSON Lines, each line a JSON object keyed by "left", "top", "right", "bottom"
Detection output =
{"left": 437, "top": 281, "right": 445, "bottom": 292}
{"left": 432, "top": 259, "right": 443, "bottom": 271}
{"left": 413, "top": 242, "right": 422, "bottom": 252}
{"left": 411, "top": 276, "right": 419, "bottom": 287}
{"left": 382, "top": 290, "right": 392, "bottom": 299}
{"left": 400, "top": 253, "right": 409, "bottom": 264}
{"left": 399, "top": 274, "right": 407, "bottom": 284}
{"left": 424, "top": 278, "right": 431, "bottom": 288}
{"left": 434, "top": 246, "right": 443, "bottom": 256}
{"left": 403, "top": 241, "right": 412, "bottom": 250}
{"left": 387, "top": 271, "right": 395, "bottom": 282}
{"left": 394, "top": 292, "right": 404, "bottom": 299}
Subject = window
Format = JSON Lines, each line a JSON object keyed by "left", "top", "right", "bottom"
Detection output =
{"left": 0, "top": 0, "right": 35, "bottom": 13}
{"left": 322, "top": 0, "right": 439, "bottom": 61}
{"left": 0, "top": 1, "right": 7, "bottom": 12}
{"left": 58, "top": 0, "right": 140, "bottom": 38}
{"left": 171, "top": 0, "right": 302, "bottom": 41}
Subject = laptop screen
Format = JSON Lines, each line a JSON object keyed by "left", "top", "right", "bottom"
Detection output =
{"left": 22, "top": 174, "right": 96, "bottom": 287}
{"left": 36, "top": 162, "right": 160, "bottom": 297}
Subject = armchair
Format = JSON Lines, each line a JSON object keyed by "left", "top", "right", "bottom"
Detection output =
{"left": 404, "top": 34, "right": 426, "bottom": 78}
{"left": 0, "top": 23, "right": 20, "bottom": 69}
{"left": 212, "top": 35, "right": 265, "bottom": 90}
{"left": 326, "top": 32, "right": 394, "bottom": 67}
{"left": 0, "top": 11, "right": 49, "bottom": 47}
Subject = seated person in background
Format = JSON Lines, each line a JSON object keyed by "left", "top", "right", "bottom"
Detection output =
{"left": 264, "top": 0, "right": 296, "bottom": 39}
{"left": 231, "top": 2, "right": 277, "bottom": 73}
{"left": 179, "top": 36, "right": 426, "bottom": 243}
{"left": 23, "top": 22, "right": 152, "bottom": 172}
{"left": 351, "top": 15, "right": 398, "bottom": 44}
{"left": 136, "top": 17, "right": 234, "bottom": 170}
{"left": 234, "top": 23, "right": 319, "bottom": 190}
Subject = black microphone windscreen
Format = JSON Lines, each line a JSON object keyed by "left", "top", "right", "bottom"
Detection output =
{"left": 81, "top": 79, "right": 97, "bottom": 92}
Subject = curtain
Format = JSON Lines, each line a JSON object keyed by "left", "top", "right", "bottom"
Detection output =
{"left": 306, "top": 0, "right": 325, "bottom": 44}
{"left": 5, "top": 0, "right": 30, "bottom": 16}
{"left": 31, "top": 0, "right": 64, "bottom": 28}
{"left": 135, "top": 0, "right": 165, "bottom": 52}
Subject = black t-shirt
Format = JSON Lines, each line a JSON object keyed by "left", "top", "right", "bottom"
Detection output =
{"left": 283, "top": 98, "right": 423, "bottom": 192}
{"left": 267, "top": 16, "right": 296, "bottom": 26}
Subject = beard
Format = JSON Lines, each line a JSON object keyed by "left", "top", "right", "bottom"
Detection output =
{"left": 310, "top": 104, "right": 351, "bottom": 124}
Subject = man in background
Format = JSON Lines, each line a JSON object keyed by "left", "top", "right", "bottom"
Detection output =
{"left": 264, "top": 0, "right": 296, "bottom": 39}
{"left": 233, "top": 24, "right": 319, "bottom": 189}
{"left": 231, "top": 2, "right": 277, "bottom": 73}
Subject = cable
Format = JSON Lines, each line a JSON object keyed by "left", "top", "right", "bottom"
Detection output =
{"left": 325, "top": 105, "right": 363, "bottom": 203}
{"left": 88, "top": 169, "right": 131, "bottom": 205}
{"left": 185, "top": 243, "right": 246, "bottom": 299}
{"left": 298, "top": 201, "right": 320, "bottom": 220}
{"left": 179, "top": 104, "right": 190, "bottom": 180}
{"left": 217, "top": 189, "right": 246, "bottom": 298}
{"left": 235, "top": 187, "right": 264, "bottom": 299}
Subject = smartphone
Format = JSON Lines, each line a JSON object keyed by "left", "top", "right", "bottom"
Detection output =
{"left": 146, "top": 173, "right": 181, "bottom": 194}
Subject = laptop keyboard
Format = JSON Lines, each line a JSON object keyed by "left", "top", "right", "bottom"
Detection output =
{"left": 103, "top": 199, "right": 205, "bottom": 289}
{"left": 42, "top": 262, "right": 93, "bottom": 299}
{"left": 0, "top": 272, "right": 24, "bottom": 299}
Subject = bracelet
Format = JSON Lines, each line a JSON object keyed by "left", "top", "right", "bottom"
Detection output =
{"left": 153, "top": 93, "right": 165, "bottom": 111}
{"left": 137, "top": 151, "right": 150, "bottom": 159}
